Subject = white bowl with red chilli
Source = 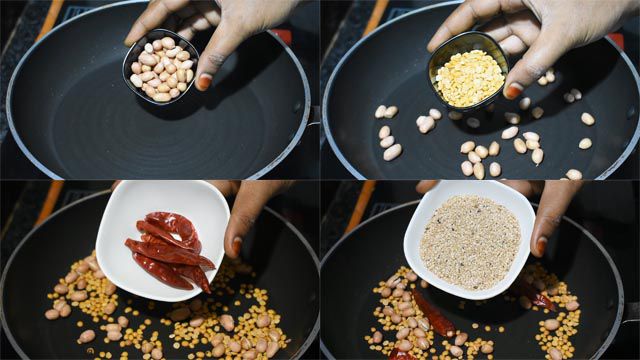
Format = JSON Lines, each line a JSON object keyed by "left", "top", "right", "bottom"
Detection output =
{"left": 96, "top": 180, "right": 229, "bottom": 302}
{"left": 404, "top": 180, "right": 535, "bottom": 300}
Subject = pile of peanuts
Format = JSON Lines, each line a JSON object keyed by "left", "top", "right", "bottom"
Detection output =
{"left": 375, "top": 105, "right": 403, "bottom": 161}
{"left": 435, "top": 50, "right": 505, "bottom": 108}
{"left": 129, "top": 36, "right": 195, "bottom": 103}
{"left": 45, "top": 251, "right": 118, "bottom": 324}
{"left": 365, "top": 266, "right": 496, "bottom": 359}
{"left": 516, "top": 263, "right": 581, "bottom": 360}
{"left": 44, "top": 253, "right": 287, "bottom": 360}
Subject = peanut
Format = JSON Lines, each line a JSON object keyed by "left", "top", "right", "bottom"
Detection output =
{"left": 501, "top": 126, "right": 518, "bottom": 139}
{"left": 380, "top": 136, "right": 395, "bottom": 149}
{"left": 489, "top": 162, "right": 501, "bottom": 177}
{"left": 461, "top": 161, "right": 473, "bottom": 176}
{"left": 489, "top": 141, "right": 500, "bottom": 156}
{"left": 579, "top": 138, "right": 592, "bottom": 149}
{"left": 581, "top": 112, "right": 595, "bottom": 126}
{"left": 460, "top": 141, "right": 475, "bottom": 154}
{"left": 383, "top": 144, "right": 402, "bottom": 161}
{"left": 384, "top": 106, "right": 398, "bottom": 119}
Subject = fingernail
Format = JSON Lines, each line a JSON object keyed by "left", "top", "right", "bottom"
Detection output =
{"left": 536, "top": 236, "right": 547, "bottom": 256}
{"left": 504, "top": 82, "right": 523, "bottom": 99}
{"left": 232, "top": 237, "right": 242, "bottom": 256}
{"left": 196, "top": 73, "right": 213, "bottom": 91}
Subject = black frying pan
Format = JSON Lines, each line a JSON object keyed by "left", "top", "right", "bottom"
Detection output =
{"left": 7, "top": 0, "right": 309, "bottom": 179}
{"left": 321, "top": 201, "right": 636, "bottom": 359}
{"left": 322, "top": 1, "right": 640, "bottom": 180}
{"left": 1, "top": 191, "right": 319, "bottom": 358}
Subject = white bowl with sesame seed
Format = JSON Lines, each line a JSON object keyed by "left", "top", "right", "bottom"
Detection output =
{"left": 96, "top": 180, "right": 229, "bottom": 302}
{"left": 404, "top": 180, "right": 535, "bottom": 300}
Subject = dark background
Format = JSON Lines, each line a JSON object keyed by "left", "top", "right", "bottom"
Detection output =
{"left": 0, "top": 0, "right": 320, "bottom": 179}
{"left": 320, "top": 180, "right": 640, "bottom": 359}
{"left": 0, "top": 180, "right": 319, "bottom": 359}
{"left": 319, "top": 0, "right": 640, "bottom": 179}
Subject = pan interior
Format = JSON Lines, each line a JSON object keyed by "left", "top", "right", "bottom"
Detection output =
{"left": 321, "top": 203, "right": 621, "bottom": 359}
{"left": 1, "top": 193, "right": 319, "bottom": 358}
{"left": 325, "top": 4, "right": 639, "bottom": 179}
{"left": 9, "top": 2, "right": 306, "bottom": 179}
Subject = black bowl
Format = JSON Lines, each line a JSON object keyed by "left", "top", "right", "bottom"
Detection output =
{"left": 122, "top": 28, "right": 200, "bottom": 106}
{"left": 428, "top": 31, "right": 509, "bottom": 112}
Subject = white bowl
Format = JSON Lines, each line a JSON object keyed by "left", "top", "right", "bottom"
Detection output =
{"left": 404, "top": 180, "right": 535, "bottom": 300}
{"left": 96, "top": 180, "right": 229, "bottom": 302}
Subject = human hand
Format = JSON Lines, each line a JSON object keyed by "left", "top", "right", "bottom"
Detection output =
{"left": 427, "top": 0, "right": 640, "bottom": 99}
{"left": 208, "top": 180, "right": 293, "bottom": 258}
{"left": 415, "top": 180, "right": 583, "bottom": 257}
{"left": 112, "top": 180, "right": 293, "bottom": 258}
{"left": 124, "top": 0, "right": 300, "bottom": 91}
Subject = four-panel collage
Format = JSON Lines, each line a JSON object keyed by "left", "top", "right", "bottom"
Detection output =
{"left": 1, "top": 1, "right": 639, "bottom": 359}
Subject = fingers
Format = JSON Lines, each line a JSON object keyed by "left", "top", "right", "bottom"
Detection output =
{"left": 124, "top": 0, "right": 190, "bottom": 46}
{"left": 530, "top": 180, "right": 583, "bottom": 257}
{"left": 223, "top": 180, "right": 293, "bottom": 258}
{"left": 499, "top": 35, "right": 528, "bottom": 57}
{"left": 177, "top": 1, "right": 221, "bottom": 40}
{"left": 206, "top": 180, "right": 241, "bottom": 197}
{"left": 177, "top": 14, "right": 214, "bottom": 41}
{"left": 500, "top": 180, "right": 536, "bottom": 197}
{"left": 503, "top": 27, "right": 569, "bottom": 99}
{"left": 415, "top": 180, "right": 439, "bottom": 194}
{"left": 194, "top": 21, "right": 247, "bottom": 91}
{"left": 427, "top": 0, "right": 526, "bottom": 52}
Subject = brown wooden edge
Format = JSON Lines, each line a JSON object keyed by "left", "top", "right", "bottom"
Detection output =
{"left": 36, "top": 0, "right": 65, "bottom": 41}
{"left": 35, "top": 181, "right": 64, "bottom": 226}
{"left": 344, "top": 180, "right": 376, "bottom": 235}
{"left": 362, "top": 0, "right": 389, "bottom": 37}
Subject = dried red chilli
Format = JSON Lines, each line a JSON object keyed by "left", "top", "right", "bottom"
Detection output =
{"left": 172, "top": 264, "right": 211, "bottom": 294}
{"left": 411, "top": 289, "right": 455, "bottom": 337}
{"left": 510, "top": 277, "right": 557, "bottom": 311}
{"left": 389, "top": 348, "right": 416, "bottom": 360}
{"left": 125, "top": 239, "right": 215, "bottom": 268}
{"left": 145, "top": 212, "right": 201, "bottom": 253}
{"left": 141, "top": 233, "right": 166, "bottom": 245}
{"left": 132, "top": 252, "right": 193, "bottom": 290}
{"left": 136, "top": 220, "right": 194, "bottom": 251}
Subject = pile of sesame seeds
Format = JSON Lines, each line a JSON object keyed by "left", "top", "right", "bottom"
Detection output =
{"left": 420, "top": 195, "right": 520, "bottom": 291}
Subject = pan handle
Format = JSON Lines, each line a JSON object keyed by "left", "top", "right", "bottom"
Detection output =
{"left": 622, "top": 302, "right": 639, "bottom": 324}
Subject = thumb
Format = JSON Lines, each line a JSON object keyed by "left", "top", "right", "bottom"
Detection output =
{"left": 194, "top": 21, "right": 247, "bottom": 91}
{"left": 503, "top": 27, "right": 569, "bottom": 99}
{"left": 530, "top": 180, "right": 582, "bottom": 257}
{"left": 415, "top": 180, "right": 439, "bottom": 194}
{"left": 223, "top": 181, "right": 290, "bottom": 258}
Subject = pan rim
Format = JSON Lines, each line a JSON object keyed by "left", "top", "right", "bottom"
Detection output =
{"left": 6, "top": 0, "right": 311, "bottom": 180}
{"left": 319, "top": 199, "right": 624, "bottom": 360}
{"left": 0, "top": 190, "right": 320, "bottom": 359}
{"left": 321, "top": 0, "right": 640, "bottom": 180}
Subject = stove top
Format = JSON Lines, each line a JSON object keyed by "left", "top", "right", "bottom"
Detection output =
{"left": 320, "top": 0, "right": 640, "bottom": 179}
{"left": 1, "top": 180, "right": 320, "bottom": 359}
{"left": 320, "top": 180, "right": 639, "bottom": 358}
{"left": 1, "top": 0, "right": 320, "bottom": 179}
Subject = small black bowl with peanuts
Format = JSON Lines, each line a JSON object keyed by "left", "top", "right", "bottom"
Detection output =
{"left": 122, "top": 28, "right": 199, "bottom": 106}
